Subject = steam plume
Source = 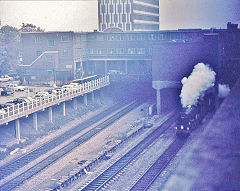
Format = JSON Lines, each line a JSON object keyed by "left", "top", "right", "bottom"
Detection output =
{"left": 180, "top": 63, "right": 216, "bottom": 107}
{"left": 218, "top": 84, "right": 230, "bottom": 98}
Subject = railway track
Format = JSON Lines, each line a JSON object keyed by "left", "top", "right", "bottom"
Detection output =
{"left": 129, "top": 138, "right": 186, "bottom": 191}
{"left": 0, "top": 100, "right": 142, "bottom": 191}
{"left": 80, "top": 113, "right": 177, "bottom": 191}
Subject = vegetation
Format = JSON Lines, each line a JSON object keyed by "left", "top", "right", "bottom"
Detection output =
{"left": 0, "top": 23, "right": 45, "bottom": 75}
{"left": 0, "top": 25, "right": 19, "bottom": 75}
{"left": 19, "top": 23, "right": 45, "bottom": 32}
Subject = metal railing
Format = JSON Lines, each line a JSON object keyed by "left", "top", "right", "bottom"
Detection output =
{"left": 0, "top": 76, "right": 110, "bottom": 125}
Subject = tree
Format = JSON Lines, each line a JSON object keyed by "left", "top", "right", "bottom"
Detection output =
{"left": 0, "top": 25, "right": 20, "bottom": 75}
{"left": 0, "top": 23, "right": 45, "bottom": 75}
{"left": 19, "top": 23, "right": 45, "bottom": 32}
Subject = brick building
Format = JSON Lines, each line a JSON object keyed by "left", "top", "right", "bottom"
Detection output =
{"left": 20, "top": 31, "right": 74, "bottom": 83}
{"left": 19, "top": 23, "right": 240, "bottom": 87}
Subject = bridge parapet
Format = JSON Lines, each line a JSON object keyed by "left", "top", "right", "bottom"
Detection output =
{"left": 0, "top": 76, "right": 110, "bottom": 126}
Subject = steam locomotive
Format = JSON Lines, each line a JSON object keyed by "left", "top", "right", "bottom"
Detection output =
{"left": 175, "top": 87, "right": 216, "bottom": 137}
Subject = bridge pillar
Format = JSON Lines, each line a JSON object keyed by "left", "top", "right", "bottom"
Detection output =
{"left": 84, "top": 94, "right": 88, "bottom": 106}
{"left": 125, "top": 60, "right": 128, "bottom": 74}
{"left": 33, "top": 112, "right": 38, "bottom": 130}
{"left": 99, "top": 89, "right": 103, "bottom": 103}
{"left": 63, "top": 102, "right": 66, "bottom": 116}
{"left": 73, "top": 98, "right": 78, "bottom": 110}
{"left": 156, "top": 89, "right": 161, "bottom": 115}
{"left": 91, "top": 92, "right": 94, "bottom": 103}
{"left": 104, "top": 60, "right": 108, "bottom": 75}
{"left": 49, "top": 107, "right": 53, "bottom": 123}
{"left": 152, "top": 81, "right": 181, "bottom": 115}
{"left": 15, "top": 119, "right": 21, "bottom": 141}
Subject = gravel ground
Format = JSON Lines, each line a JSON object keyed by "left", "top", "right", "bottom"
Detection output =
{"left": 69, "top": 111, "right": 174, "bottom": 191}
{"left": 0, "top": 96, "right": 111, "bottom": 160}
{"left": 0, "top": 98, "right": 114, "bottom": 186}
{"left": 149, "top": 114, "right": 213, "bottom": 191}
{"left": 105, "top": 127, "right": 175, "bottom": 191}
{"left": 14, "top": 103, "right": 151, "bottom": 191}
{"left": 91, "top": 113, "right": 211, "bottom": 191}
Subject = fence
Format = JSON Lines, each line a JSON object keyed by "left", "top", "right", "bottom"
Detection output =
{"left": 0, "top": 76, "right": 110, "bottom": 125}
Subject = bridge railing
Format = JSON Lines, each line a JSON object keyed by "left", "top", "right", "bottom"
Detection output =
{"left": 0, "top": 76, "right": 110, "bottom": 124}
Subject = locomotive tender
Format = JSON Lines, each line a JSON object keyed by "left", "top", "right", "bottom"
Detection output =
{"left": 175, "top": 87, "right": 216, "bottom": 137}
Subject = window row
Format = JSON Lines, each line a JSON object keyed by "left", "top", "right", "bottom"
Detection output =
{"left": 104, "top": 33, "right": 185, "bottom": 41}
{"left": 101, "top": 3, "right": 130, "bottom": 14}
{"left": 35, "top": 36, "right": 71, "bottom": 44}
{"left": 36, "top": 50, "right": 69, "bottom": 57}
{"left": 87, "top": 48, "right": 148, "bottom": 55}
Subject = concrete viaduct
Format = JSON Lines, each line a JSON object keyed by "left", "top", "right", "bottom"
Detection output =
{"left": 0, "top": 76, "right": 109, "bottom": 141}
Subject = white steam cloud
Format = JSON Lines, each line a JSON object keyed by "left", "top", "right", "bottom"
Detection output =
{"left": 180, "top": 63, "right": 216, "bottom": 107}
{"left": 218, "top": 84, "right": 230, "bottom": 98}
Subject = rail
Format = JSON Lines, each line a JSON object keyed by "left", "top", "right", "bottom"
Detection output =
{"left": 0, "top": 76, "right": 110, "bottom": 126}
{"left": 0, "top": 101, "right": 140, "bottom": 191}
{"left": 80, "top": 113, "right": 177, "bottom": 191}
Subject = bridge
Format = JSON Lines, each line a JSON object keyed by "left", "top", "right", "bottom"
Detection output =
{"left": 0, "top": 76, "right": 110, "bottom": 140}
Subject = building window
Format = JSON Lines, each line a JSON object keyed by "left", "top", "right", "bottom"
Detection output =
{"left": 137, "top": 34, "right": 145, "bottom": 40}
{"left": 36, "top": 51, "right": 42, "bottom": 57}
{"left": 126, "top": 24, "right": 130, "bottom": 31}
{"left": 106, "top": 14, "right": 110, "bottom": 23}
{"left": 35, "top": 36, "right": 42, "bottom": 43}
{"left": 136, "top": 48, "right": 145, "bottom": 55}
{"left": 149, "top": 34, "right": 157, "bottom": 40}
{"left": 88, "top": 49, "right": 94, "bottom": 55}
{"left": 148, "top": 48, "right": 152, "bottom": 55}
{"left": 61, "top": 35, "right": 70, "bottom": 42}
{"left": 110, "top": 4, "right": 113, "bottom": 13}
{"left": 128, "top": 48, "right": 136, "bottom": 54}
{"left": 62, "top": 50, "right": 69, "bottom": 56}
{"left": 126, "top": 4, "right": 130, "bottom": 13}
{"left": 114, "top": 14, "right": 118, "bottom": 23}
{"left": 97, "top": 49, "right": 104, "bottom": 54}
{"left": 47, "top": 70, "right": 53, "bottom": 75}
{"left": 128, "top": 34, "right": 136, "bottom": 41}
{"left": 107, "top": 48, "right": 115, "bottom": 54}
{"left": 157, "top": 34, "right": 164, "bottom": 40}
{"left": 118, "top": 4, "right": 122, "bottom": 13}
{"left": 107, "top": 34, "right": 114, "bottom": 41}
{"left": 48, "top": 39, "right": 55, "bottom": 47}
{"left": 102, "top": 5, "right": 105, "bottom": 13}
{"left": 46, "top": 55, "right": 54, "bottom": 61}
{"left": 102, "top": 24, "right": 106, "bottom": 30}
{"left": 116, "top": 48, "right": 124, "bottom": 54}
{"left": 122, "top": 14, "right": 126, "bottom": 22}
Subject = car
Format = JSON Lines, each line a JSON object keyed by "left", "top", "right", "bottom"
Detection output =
{"left": 0, "top": 87, "right": 14, "bottom": 96}
{"left": 54, "top": 88, "right": 64, "bottom": 94}
{"left": 7, "top": 98, "right": 24, "bottom": 104}
{"left": 61, "top": 85, "right": 75, "bottom": 92}
{"left": 0, "top": 104, "right": 8, "bottom": 115}
{"left": 0, "top": 75, "right": 13, "bottom": 82}
{"left": 0, "top": 108, "right": 6, "bottom": 115}
{"left": 7, "top": 84, "right": 25, "bottom": 92}
{"left": 143, "top": 121, "right": 153, "bottom": 128}
{"left": 69, "top": 82, "right": 80, "bottom": 88}
{"left": 0, "top": 104, "right": 7, "bottom": 110}
{"left": 46, "top": 89, "right": 58, "bottom": 95}
{"left": 19, "top": 96, "right": 33, "bottom": 103}
{"left": 35, "top": 92, "right": 49, "bottom": 98}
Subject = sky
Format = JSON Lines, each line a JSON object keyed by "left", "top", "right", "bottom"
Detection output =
{"left": 0, "top": 0, "right": 239, "bottom": 31}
